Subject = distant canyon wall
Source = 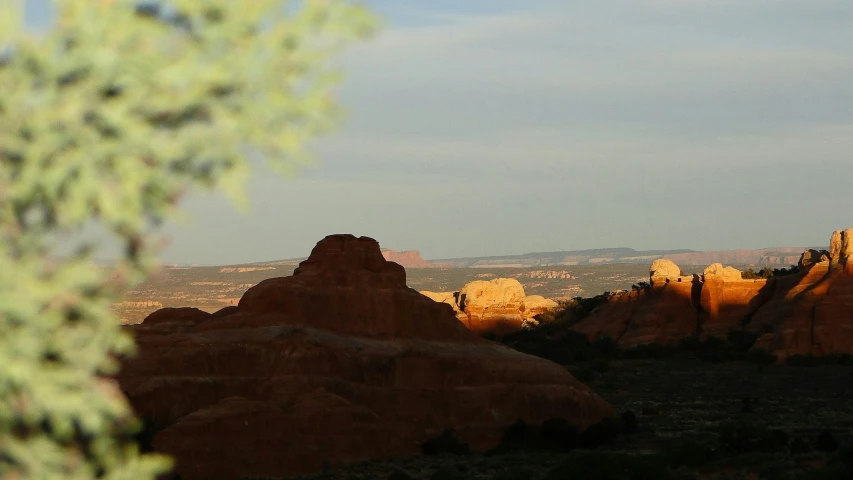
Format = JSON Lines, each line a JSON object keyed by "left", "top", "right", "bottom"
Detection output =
{"left": 380, "top": 249, "right": 450, "bottom": 269}
{"left": 434, "top": 247, "right": 817, "bottom": 269}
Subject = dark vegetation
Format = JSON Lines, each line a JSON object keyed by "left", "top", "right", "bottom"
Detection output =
{"left": 281, "top": 356, "right": 853, "bottom": 480}
{"left": 498, "top": 317, "right": 778, "bottom": 376}
{"left": 741, "top": 266, "right": 801, "bottom": 279}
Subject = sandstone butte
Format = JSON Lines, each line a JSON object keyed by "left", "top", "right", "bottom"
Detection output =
{"left": 117, "top": 234, "right": 612, "bottom": 480}
{"left": 380, "top": 248, "right": 451, "bottom": 269}
{"left": 421, "top": 279, "right": 559, "bottom": 335}
{"left": 571, "top": 228, "right": 853, "bottom": 360}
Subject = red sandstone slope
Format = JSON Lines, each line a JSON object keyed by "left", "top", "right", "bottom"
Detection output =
{"left": 570, "top": 229, "right": 853, "bottom": 360}
{"left": 118, "top": 234, "right": 611, "bottom": 480}
{"left": 381, "top": 248, "right": 451, "bottom": 269}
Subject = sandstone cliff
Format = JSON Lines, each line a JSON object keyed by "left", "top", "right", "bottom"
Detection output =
{"left": 119, "top": 235, "right": 611, "bottom": 480}
{"left": 571, "top": 229, "right": 853, "bottom": 360}
{"left": 421, "top": 278, "right": 559, "bottom": 335}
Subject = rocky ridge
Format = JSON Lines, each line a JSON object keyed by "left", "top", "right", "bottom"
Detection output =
{"left": 571, "top": 229, "right": 853, "bottom": 360}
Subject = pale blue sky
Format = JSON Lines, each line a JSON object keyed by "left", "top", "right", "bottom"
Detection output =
{"left": 26, "top": 0, "right": 853, "bottom": 264}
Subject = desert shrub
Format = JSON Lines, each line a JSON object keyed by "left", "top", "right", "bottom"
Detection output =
{"left": 772, "top": 266, "right": 801, "bottom": 277}
{"left": 547, "top": 293, "right": 613, "bottom": 327}
{"left": 727, "top": 330, "right": 761, "bottom": 352}
{"left": 641, "top": 405, "right": 663, "bottom": 416}
{"left": 429, "top": 467, "right": 466, "bottom": 480}
{"left": 490, "top": 466, "right": 539, "bottom": 480}
{"left": 815, "top": 432, "right": 840, "bottom": 453}
{"left": 539, "top": 418, "right": 580, "bottom": 451}
{"left": 787, "top": 355, "right": 823, "bottom": 367}
{"left": 703, "top": 451, "right": 784, "bottom": 475}
{"left": 593, "top": 336, "right": 623, "bottom": 359}
{"left": 421, "top": 429, "right": 470, "bottom": 456}
{"left": 542, "top": 451, "right": 672, "bottom": 480}
{"left": 491, "top": 417, "right": 581, "bottom": 454}
{"left": 742, "top": 267, "right": 799, "bottom": 279}
{"left": 624, "top": 342, "right": 678, "bottom": 360}
{"left": 500, "top": 419, "right": 536, "bottom": 445}
{"left": 742, "top": 268, "right": 773, "bottom": 279}
{"left": 387, "top": 471, "right": 414, "bottom": 480}
{"left": 667, "top": 440, "right": 721, "bottom": 468}
{"left": 679, "top": 335, "right": 703, "bottom": 351}
{"left": 620, "top": 409, "right": 638, "bottom": 435}
{"left": 747, "top": 348, "right": 778, "bottom": 365}
{"left": 580, "top": 416, "right": 621, "bottom": 449}
{"left": 0, "top": 1, "right": 375, "bottom": 478}
{"left": 794, "top": 354, "right": 853, "bottom": 367}
{"left": 717, "top": 421, "right": 789, "bottom": 455}
{"left": 790, "top": 436, "right": 812, "bottom": 455}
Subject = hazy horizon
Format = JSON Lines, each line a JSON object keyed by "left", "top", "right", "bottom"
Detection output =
{"left": 26, "top": 0, "right": 853, "bottom": 265}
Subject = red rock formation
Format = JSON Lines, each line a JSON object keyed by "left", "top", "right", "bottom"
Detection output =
{"left": 380, "top": 248, "right": 451, "bottom": 269}
{"left": 572, "top": 276, "right": 698, "bottom": 347}
{"left": 569, "top": 229, "right": 853, "bottom": 361}
{"left": 118, "top": 234, "right": 611, "bottom": 480}
{"left": 699, "top": 264, "right": 771, "bottom": 338}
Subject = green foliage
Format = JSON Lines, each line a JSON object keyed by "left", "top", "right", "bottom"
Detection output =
{"left": 0, "top": 0, "right": 376, "bottom": 478}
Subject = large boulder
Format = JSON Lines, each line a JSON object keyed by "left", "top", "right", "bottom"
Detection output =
{"left": 420, "top": 279, "right": 559, "bottom": 334}
{"left": 119, "top": 234, "right": 612, "bottom": 480}
{"left": 457, "top": 278, "right": 526, "bottom": 333}
{"left": 522, "top": 295, "right": 560, "bottom": 318}
{"left": 649, "top": 259, "right": 682, "bottom": 286}
{"left": 830, "top": 228, "right": 853, "bottom": 269}
{"left": 798, "top": 249, "right": 829, "bottom": 268}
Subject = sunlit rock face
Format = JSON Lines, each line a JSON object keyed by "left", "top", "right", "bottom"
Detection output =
{"left": 570, "top": 229, "right": 853, "bottom": 361}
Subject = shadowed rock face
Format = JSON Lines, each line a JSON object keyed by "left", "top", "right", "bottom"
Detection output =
{"left": 118, "top": 234, "right": 612, "bottom": 480}
{"left": 570, "top": 229, "right": 853, "bottom": 360}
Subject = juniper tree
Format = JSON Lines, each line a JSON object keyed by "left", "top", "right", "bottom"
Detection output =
{"left": 0, "top": 0, "right": 376, "bottom": 478}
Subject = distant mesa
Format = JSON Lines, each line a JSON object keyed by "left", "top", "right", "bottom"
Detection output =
{"left": 433, "top": 247, "right": 814, "bottom": 268}
{"left": 571, "top": 228, "right": 853, "bottom": 361}
{"left": 380, "top": 248, "right": 451, "bottom": 269}
{"left": 119, "top": 234, "right": 611, "bottom": 480}
{"left": 421, "top": 278, "right": 559, "bottom": 335}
